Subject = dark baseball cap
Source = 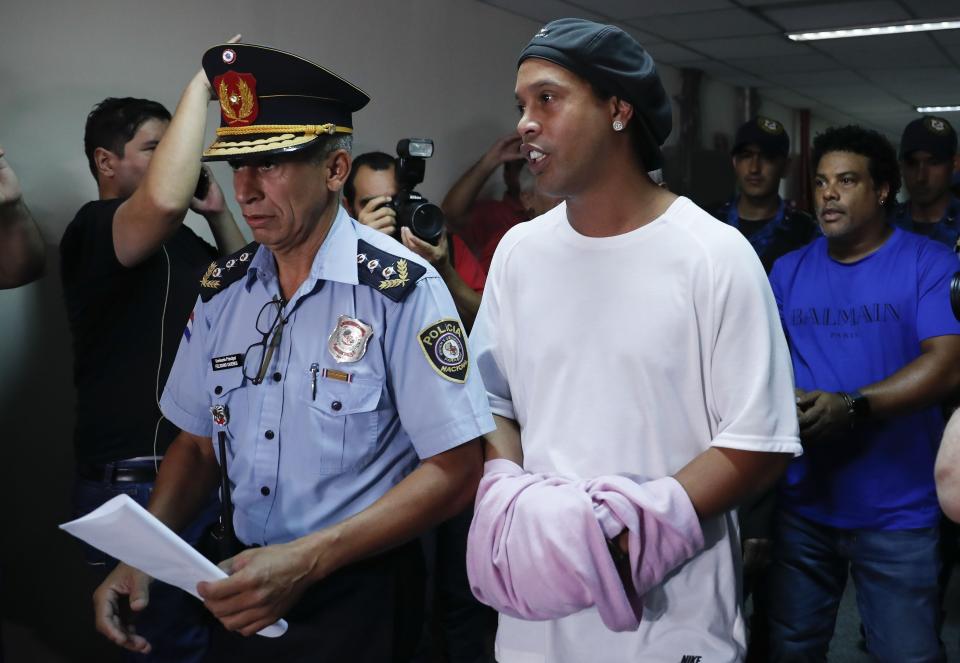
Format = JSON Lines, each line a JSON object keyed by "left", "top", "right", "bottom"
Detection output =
{"left": 731, "top": 116, "right": 789, "bottom": 158}
{"left": 899, "top": 116, "right": 957, "bottom": 161}
{"left": 517, "top": 18, "right": 671, "bottom": 169}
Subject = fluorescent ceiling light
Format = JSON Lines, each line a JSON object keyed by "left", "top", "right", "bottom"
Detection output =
{"left": 787, "top": 17, "right": 960, "bottom": 41}
{"left": 916, "top": 106, "right": 960, "bottom": 113}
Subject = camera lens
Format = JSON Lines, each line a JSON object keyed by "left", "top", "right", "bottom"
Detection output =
{"left": 409, "top": 202, "right": 445, "bottom": 245}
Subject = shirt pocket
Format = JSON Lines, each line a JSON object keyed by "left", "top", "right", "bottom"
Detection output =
{"left": 299, "top": 370, "right": 382, "bottom": 474}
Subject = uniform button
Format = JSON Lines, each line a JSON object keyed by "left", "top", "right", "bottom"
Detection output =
{"left": 214, "top": 386, "right": 223, "bottom": 395}
{"left": 260, "top": 486, "right": 270, "bottom": 496}
{"left": 265, "top": 430, "right": 275, "bottom": 440}
{"left": 331, "top": 400, "right": 342, "bottom": 411}
{"left": 273, "top": 372, "right": 282, "bottom": 382}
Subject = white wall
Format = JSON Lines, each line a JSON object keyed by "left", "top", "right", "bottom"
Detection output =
{"left": 0, "top": 1, "right": 821, "bottom": 659}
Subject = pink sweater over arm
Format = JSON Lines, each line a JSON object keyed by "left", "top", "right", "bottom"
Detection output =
{"left": 466, "top": 459, "right": 705, "bottom": 632}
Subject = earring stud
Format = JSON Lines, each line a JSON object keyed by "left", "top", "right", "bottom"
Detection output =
{"left": 612, "top": 120, "right": 624, "bottom": 132}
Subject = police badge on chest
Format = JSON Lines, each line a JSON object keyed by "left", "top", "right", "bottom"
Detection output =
{"left": 328, "top": 315, "right": 373, "bottom": 363}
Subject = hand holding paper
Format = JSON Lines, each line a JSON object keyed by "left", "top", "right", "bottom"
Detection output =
{"left": 197, "top": 541, "right": 318, "bottom": 637}
{"left": 60, "top": 494, "right": 287, "bottom": 642}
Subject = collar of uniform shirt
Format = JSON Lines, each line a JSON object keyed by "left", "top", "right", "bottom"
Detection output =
{"left": 245, "top": 205, "right": 360, "bottom": 293}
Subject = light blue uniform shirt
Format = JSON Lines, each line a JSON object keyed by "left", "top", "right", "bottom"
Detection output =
{"left": 160, "top": 207, "right": 495, "bottom": 545}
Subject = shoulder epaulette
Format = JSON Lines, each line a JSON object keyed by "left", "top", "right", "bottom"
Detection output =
{"left": 199, "top": 241, "right": 260, "bottom": 302}
{"left": 356, "top": 239, "right": 427, "bottom": 303}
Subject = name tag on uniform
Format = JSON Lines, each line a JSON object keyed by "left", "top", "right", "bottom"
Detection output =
{"left": 212, "top": 353, "right": 244, "bottom": 371}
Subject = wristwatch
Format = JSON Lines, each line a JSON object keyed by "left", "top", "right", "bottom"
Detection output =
{"left": 841, "top": 391, "right": 871, "bottom": 426}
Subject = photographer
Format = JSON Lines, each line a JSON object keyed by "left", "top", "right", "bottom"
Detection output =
{"left": 344, "top": 150, "right": 485, "bottom": 329}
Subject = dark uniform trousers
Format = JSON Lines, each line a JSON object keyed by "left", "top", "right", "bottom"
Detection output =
{"left": 206, "top": 539, "right": 426, "bottom": 662}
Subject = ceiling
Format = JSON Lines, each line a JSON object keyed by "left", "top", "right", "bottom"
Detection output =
{"left": 476, "top": 0, "right": 960, "bottom": 138}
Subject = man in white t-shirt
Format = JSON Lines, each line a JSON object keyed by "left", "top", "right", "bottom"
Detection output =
{"left": 468, "top": 18, "right": 802, "bottom": 663}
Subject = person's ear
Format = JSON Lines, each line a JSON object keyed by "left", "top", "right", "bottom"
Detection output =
{"left": 877, "top": 181, "right": 891, "bottom": 207}
{"left": 93, "top": 147, "right": 117, "bottom": 179}
{"left": 610, "top": 97, "right": 635, "bottom": 131}
{"left": 326, "top": 150, "right": 351, "bottom": 192}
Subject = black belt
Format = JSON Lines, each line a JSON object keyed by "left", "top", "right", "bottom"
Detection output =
{"left": 78, "top": 461, "right": 159, "bottom": 483}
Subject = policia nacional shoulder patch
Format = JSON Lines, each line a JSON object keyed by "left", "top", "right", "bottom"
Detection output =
{"left": 418, "top": 319, "right": 469, "bottom": 383}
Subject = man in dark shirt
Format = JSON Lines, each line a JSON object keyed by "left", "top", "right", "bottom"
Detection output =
{"left": 711, "top": 116, "right": 817, "bottom": 274}
{"left": 60, "top": 76, "right": 244, "bottom": 661}
{"left": 891, "top": 115, "right": 960, "bottom": 252}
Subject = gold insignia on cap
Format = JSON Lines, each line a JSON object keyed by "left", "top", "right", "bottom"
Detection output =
{"left": 202, "top": 124, "right": 354, "bottom": 158}
{"left": 218, "top": 79, "right": 255, "bottom": 125}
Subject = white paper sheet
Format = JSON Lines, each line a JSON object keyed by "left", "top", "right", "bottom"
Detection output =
{"left": 60, "top": 493, "right": 287, "bottom": 638}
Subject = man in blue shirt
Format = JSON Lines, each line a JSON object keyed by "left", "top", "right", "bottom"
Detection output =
{"left": 767, "top": 125, "right": 960, "bottom": 662}
{"left": 92, "top": 43, "right": 494, "bottom": 663}
{"left": 891, "top": 115, "right": 960, "bottom": 251}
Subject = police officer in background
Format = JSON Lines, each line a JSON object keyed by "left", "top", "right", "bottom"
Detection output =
{"left": 892, "top": 115, "right": 960, "bottom": 251}
{"left": 92, "top": 43, "right": 493, "bottom": 663}
{"left": 711, "top": 116, "right": 817, "bottom": 273}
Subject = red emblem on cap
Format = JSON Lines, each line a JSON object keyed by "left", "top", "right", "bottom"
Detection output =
{"left": 214, "top": 71, "right": 259, "bottom": 127}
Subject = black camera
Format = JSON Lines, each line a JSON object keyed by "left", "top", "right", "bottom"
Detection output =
{"left": 390, "top": 138, "right": 445, "bottom": 245}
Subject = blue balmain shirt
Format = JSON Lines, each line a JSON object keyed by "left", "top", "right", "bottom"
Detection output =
{"left": 770, "top": 228, "right": 960, "bottom": 529}
{"left": 160, "top": 207, "right": 495, "bottom": 545}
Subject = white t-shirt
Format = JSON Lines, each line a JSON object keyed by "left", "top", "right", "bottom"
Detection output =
{"left": 470, "top": 197, "right": 801, "bottom": 663}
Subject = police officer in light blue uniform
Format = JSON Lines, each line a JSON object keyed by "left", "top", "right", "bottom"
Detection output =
{"left": 92, "top": 43, "right": 494, "bottom": 663}
{"left": 167, "top": 204, "right": 490, "bottom": 544}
